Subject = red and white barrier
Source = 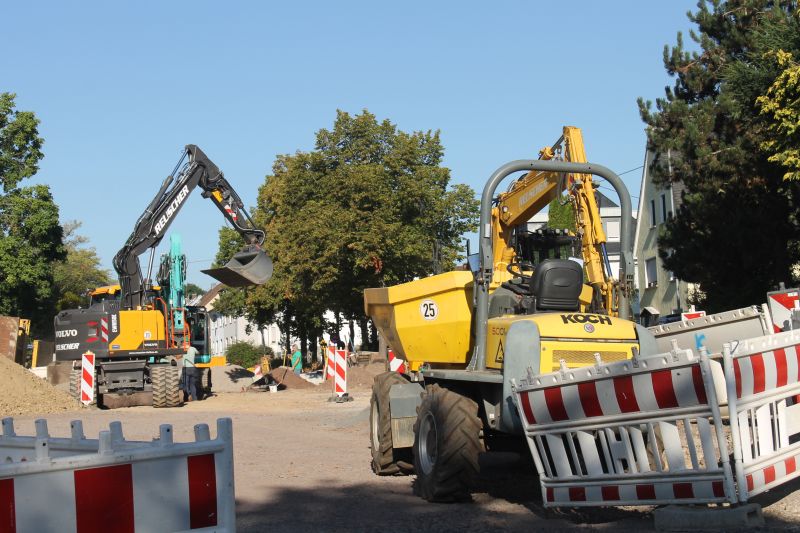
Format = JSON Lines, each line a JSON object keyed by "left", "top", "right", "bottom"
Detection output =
{"left": 388, "top": 349, "right": 405, "bottom": 373}
{"left": 766, "top": 288, "right": 799, "bottom": 333}
{"left": 80, "top": 351, "right": 95, "bottom": 405}
{"left": 326, "top": 346, "right": 336, "bottom": 381}
{"left": 334, "top": 349, "right": 347, "bottom": 397}
{"left": 0, "top": 417, "right": 235, "bottom": 532}
{"left": 724, "top": 330, "right": 800, "bottom": 501}
{"left": 512, "top": 348, "right": 735, "bottom": 507}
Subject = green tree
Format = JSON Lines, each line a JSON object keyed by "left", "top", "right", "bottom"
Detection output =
{"left": 225, "top": 340, "right": 262, "bottom": 369}
{"left": 546, "top": 198, "right": 576, "bottom": 232}
{"left": 185, "top": 282, "right": 205, "bottom": 301}
{"left": 53, "top": 221, "right": 112, "bottom": 311}
{"left": 0, "top": 186, "right": 65, "bottom": 332}
{"left": 638, "top": 1, "right": 800, "bottom": 312}
{"left": 757, "top": 49, "right": 800, "bottom": 180}
{"left": 0, "top": 93, "right": 64, "bottom": 334}
{"left": 0, "top": 93, "right": 44, "bottom": 193}
{"left": 217, "top": 110, "right": 479, "bottom": 354}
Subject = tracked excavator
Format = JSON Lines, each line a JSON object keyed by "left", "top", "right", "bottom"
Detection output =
{"left": 364, "top": 127, "right": 658, "bottom": 501}
{"left": 54, "top": 145, "right": 272, "bottom": 408}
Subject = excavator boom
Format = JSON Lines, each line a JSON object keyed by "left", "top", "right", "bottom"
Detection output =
{"left": 113, "top": 145, "right": 272, "bottom": 309}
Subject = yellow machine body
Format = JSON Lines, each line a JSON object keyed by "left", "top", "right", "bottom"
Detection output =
{"left": 364, "top": 271, "right": 474, "bottom": 365}
{"left": 483, "top": 313, "right": 638, "bottom": 372}
{"left": 107, "top": 309, "right": 168, "bottom": 354}
{"left": 364, "top": 271, "right": 640, "bottom": 372}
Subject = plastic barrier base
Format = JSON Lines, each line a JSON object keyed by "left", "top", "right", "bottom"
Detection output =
{"left": 654, "top": 503, "right": 764, "bottom": 531}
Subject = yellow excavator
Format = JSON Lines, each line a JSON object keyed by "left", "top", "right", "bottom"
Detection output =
{"left": 364, "top": 127, "right": 656, "bottom": 501}
{"left": 54, "top": 145, "right": 272, "bottom": 408}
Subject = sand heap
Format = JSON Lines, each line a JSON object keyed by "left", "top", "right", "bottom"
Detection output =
{"left": 0, "top": 357, "right": 80, "bottom": 416}
{"left": 346, "top": 362, "right": 386, "bottom": 389}
{"left": 268, "top": 367, "right": 317, "bottom": 390}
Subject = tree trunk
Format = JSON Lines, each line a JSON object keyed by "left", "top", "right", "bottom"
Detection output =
{"left": 358, "top": 316, "right": 368, "bottom": 352}
{"left": 348, "top": 319, "right": 355, "bottom": 352}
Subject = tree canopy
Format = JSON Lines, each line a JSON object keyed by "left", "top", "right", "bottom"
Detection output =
{"left": 638, "top": 1, "right": 800, "bottom": 312}
{"left": 0, "top": 93, "right": 64, "bottom": 334}
{"left": 214, "top": 110, "right": 478, "bottom": 353}
{"left": 53, "top": 221, "right": 112, "bottom": 312}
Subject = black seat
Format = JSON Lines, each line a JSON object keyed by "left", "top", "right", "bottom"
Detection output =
{"left": 529, "top": 259, "right": 583, "bottom": 312}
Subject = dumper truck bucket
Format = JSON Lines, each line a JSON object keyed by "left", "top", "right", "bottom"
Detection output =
{"left": 202, "top": 247, "right": 273, "bottom": 287}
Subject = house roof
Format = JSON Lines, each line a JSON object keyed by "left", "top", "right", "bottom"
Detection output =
{"left": 197, "top": 283, "right": 225, "bottom": 309}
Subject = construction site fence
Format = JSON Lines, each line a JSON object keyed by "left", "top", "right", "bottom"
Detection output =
{"left": 512, "top": 328, "right": 800, "bottom": 508}
{"left": 0, "top": 417, "right": 235, "bottom": 532}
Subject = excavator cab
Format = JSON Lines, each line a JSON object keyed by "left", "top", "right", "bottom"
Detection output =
{"left": 202, "top": 245, "right": 273, "bottom": 287}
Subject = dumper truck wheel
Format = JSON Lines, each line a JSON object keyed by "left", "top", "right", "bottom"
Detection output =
{"left": 69, "top": 368, "right": 97, "bottom": 406}
{"left": 413, "top": 384, "right": 483, "bottom": 502}
{"left": 370, "top": 372, "right": 412, "bottom": 475}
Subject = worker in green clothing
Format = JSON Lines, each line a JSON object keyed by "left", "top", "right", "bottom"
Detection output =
{"left": 290, "top": 343, "right": 302, "bottom": 374}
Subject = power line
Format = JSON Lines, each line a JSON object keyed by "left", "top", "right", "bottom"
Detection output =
{"left": 616, "top": 165, "right": 643, "bottom": 177}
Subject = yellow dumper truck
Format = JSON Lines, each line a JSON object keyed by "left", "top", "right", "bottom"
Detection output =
{"left": 365, "top": 129, "right": 659, "bottom": 501}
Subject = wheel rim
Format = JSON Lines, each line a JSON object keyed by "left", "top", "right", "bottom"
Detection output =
{"left": 370, "top": 399, "right": 380, "bottom": 452}
{"left": 418, "top": 411, "right": 438, "bottom": 475}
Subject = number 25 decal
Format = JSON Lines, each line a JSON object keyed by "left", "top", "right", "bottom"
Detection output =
{"left": 420, "top": 300, "right": 439, "bottom": 321}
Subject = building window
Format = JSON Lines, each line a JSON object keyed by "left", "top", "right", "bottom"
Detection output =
{"left": 650, "top": 200, "right": 656, "bottom": 227}
{"left": 645, "top": 258, "right": 658, "bottom": 288}
{"left": 605, "top": 220, "right": 620, "bottom": 240}
{"left": 661, "top": 194, "right": 667, "bottom": 224}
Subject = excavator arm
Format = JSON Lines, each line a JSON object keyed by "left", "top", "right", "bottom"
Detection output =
{"left": 492, "top": 127, "right": 619, "bottom": 315}
{"left": 113, "top": 145, "right": 272, "bottom": 310}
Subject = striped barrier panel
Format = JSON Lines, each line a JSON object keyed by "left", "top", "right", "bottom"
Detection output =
{"left": 326, "top": 346, "right": 336, "bottom": 381}
{"left": 0, "top": 417, "right": 235, "bottom": 532}
{"left": 766, "top": 288, "right": 799, "bottom": 333}
{"left": 724, "top": 329, "right": 800, "bottom": 501}
{"left": 334, "top": 349, "right": 347, "bottom": 397}
{"left": 388, "top": 349, "right": 405, "bottom": 373}
{"left": 80, "top": 351, "right": 95, "bottom": 406}
{"left": 512, "top": 348, "right": 736, "bottom": 507}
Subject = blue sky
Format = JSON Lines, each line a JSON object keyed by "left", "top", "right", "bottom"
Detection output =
{"left": 3, "top": 1, "right": 697, "bottom": 289}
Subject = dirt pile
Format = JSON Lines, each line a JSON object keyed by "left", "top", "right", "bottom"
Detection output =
{"left": 347, "top": 362, "right": 386, "bottom": 389}
{"left": 269, "top": 367, "right": 317, "bottom": 390}
{"left": 0, "top": 357, "right": 80, "bottom": 416}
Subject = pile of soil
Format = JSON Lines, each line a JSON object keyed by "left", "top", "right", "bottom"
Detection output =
{"left": 0, "top": 357, "right": 79, "bottom": 416}
{"left": 346, "top": 362, "right": 386, "bottom": 389}
{"left": 268, "top": 367, "right": 317, "bottom": 390}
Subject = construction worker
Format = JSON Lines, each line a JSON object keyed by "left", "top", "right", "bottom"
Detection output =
{"left": 290, "top": 343, "right": 302, "bottom": 374}
{"left": 182, "top": 345, "right": 200, "bottom": 401}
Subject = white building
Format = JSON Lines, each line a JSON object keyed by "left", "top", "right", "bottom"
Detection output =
{"left": 197, "top": 285, "right": 283, "bottom": 357}
{"left": 199, "top": 284, "right": 364, "bottom": 358}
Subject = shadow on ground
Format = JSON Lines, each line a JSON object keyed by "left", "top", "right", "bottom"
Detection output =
{"left": 236, "top": 451, "right": 656, "bottom": 532}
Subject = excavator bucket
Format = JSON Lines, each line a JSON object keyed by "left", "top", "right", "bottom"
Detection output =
{"left": 202, "top": 247, "right": 273, "bottom": 287}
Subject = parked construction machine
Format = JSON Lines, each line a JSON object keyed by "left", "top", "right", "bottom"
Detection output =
{"left": 54, "top": 145, "right": 272, "bottom": 407}
{"left": 364, "top": 127, "right": 658, "bottom": 501}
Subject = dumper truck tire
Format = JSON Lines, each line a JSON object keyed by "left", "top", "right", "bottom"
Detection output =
{"left": 370, "top": 372, "right": 411, "bottom": 475}
{"left": 69, "top": 368, "right": 97, "bottom": 406}
{"left": 412, "top": 384, "right": 483, "bottom": 502}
